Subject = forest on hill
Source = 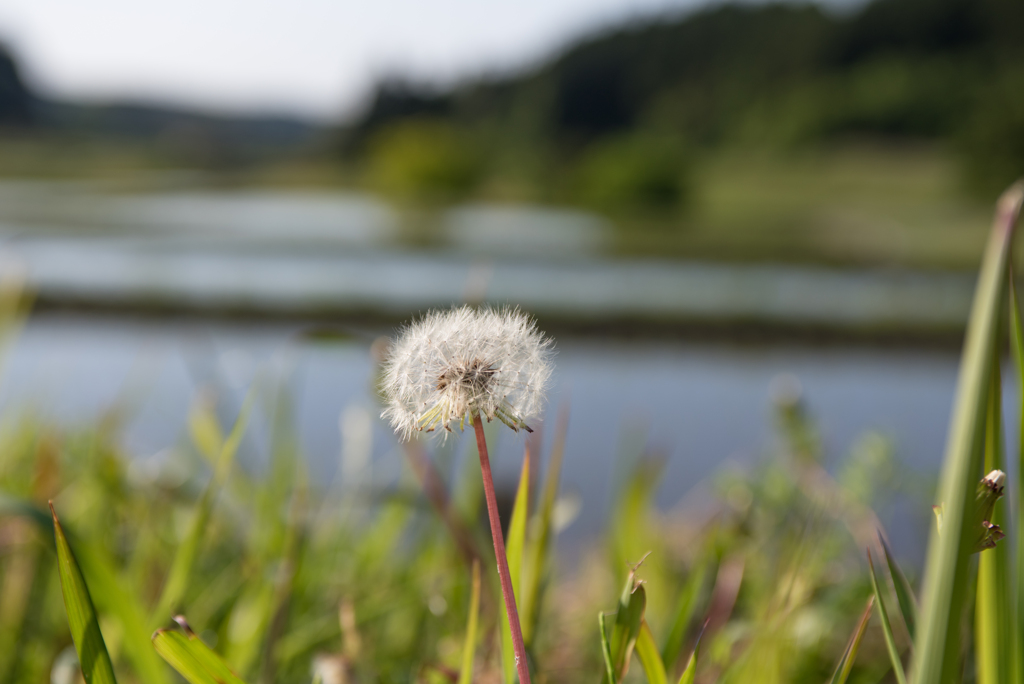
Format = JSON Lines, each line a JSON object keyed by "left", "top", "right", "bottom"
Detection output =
{"left": 344, "top": 0, "right": 1024, "bottom": 207}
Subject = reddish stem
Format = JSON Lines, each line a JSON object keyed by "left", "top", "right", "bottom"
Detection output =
{"left": 473, "top": 415, "right": 532, "bottom": 684}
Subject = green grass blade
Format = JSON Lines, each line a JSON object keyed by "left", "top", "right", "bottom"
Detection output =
{"left": 522, "top": 408, "right": 568, "bottom": 646}
{"left": 188, "top": 393, "right": 224, "bottom": 465}
{"left": 1008, "top": 269, "right": 1024, "bottom": 684}
{"left": 457, "top": 560, "right": 481, "bottom": 684}
{"left": 634, "top": 620, "right": 668, "bottom": 684}
{"left": 76, "top": 545, "right": 169, "bottom": 684}
{"left": 501, "top": 451, "right": 530, "bottom": 684}
{"left": 868, "top": 550, "right": 908, "bottom": 684}
{"left": 878, "top": 534, "right": 918, "bottom": 642}
{"left": 1, "top": 494, "right": 166, "bottom": 684}
{"left": 975, "top": 363, "right": 1013, "bottom": 684}
{"left": 911, "top": 182, "right": 1024, "bottom": 684}
{"left": 676, "top": 621, "right": 705, "bottom": 684}
{"left": 829, "top": 596, "right": 875, "bottom": 684}
{"left": 660, "top": 560, "right": 707, "bottom": 668}
{"left": 608, "top": 574, "right": 646, "bottom": 682}
{"left": 599, "top": 612, "right": 616, "bottom": 684}
{"left": 50, "top": 502, "right": 118, "bottom": 684}
{"left": 152, "top": 392, "right": 254, "bottom": 624}
{"left": 152, "top": 617, "right": 248, "bottom": 684}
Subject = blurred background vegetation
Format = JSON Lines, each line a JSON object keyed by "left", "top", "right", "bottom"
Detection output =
{"left": 1, "top": 0, "right": 1021, "bottom": 267}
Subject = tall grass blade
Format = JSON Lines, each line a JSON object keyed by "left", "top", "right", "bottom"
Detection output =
{"left": 1008, "top": 271, "right": 1024, "bottom": 684}
{"left": 660, "top": 560, "right": 708, "bottom": 668}
{"left": 77, "top": 545, "right": 168, "bottom": 684}
{"left": 634, "top": 620, "right": 668, "bottom": 684}
{"left": 598, "top": 612, "right": 616, "bottom": 684}
{"left": 457, "top": 560, "right": 481, "bottom": 684}
{"left": 605, "top": 572, "right": 646, "bottom": 683}
{"left": 911, "top": 181, "right": 1024, "bottom": 684}
{"left": 879, "top": 534, "right": 918, "bottom": 641}
{"left": 152, "top": 392, "right": 254, "bottom": 624}
{"left": 829, "top": 596, "right": 875, "bottom": 684}
{"left": 975, "top": 363, "right": 1013, "bottom": 684}
{"left": 152, "top": 616, "right": 248, "bottom": 684}
{"left": 50, "top": 502, "right": 118, "bottom": 684}
{"left": 868, "top": 550, "right": 908, "bottom": 684}
{"left": 4, "top": 494, "right": 166, "bottom": 683}
{"left": 501, "top": 450, "right": 530, "bottom": 684}
{"left": 676, "top": 621, "right": 705, "bottom": 684}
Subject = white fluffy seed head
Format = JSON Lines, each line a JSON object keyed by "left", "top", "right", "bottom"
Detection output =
{"left": 380, "top": 306, "right": 554, "bottom": 441}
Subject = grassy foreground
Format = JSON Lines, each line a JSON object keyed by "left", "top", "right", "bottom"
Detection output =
{"left": 0, "top": 184, "right": 1022, "bottom": 684}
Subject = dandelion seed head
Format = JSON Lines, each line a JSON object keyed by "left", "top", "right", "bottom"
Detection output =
{"left": 380, "top": 306, "right": 554, "bottom": 441}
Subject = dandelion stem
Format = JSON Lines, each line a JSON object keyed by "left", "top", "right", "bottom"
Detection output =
{"left": 473, "top": 413, "right": 532, "bottom": 684}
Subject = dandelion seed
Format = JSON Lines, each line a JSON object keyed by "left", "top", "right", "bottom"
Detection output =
{"left": 380, "top": 306, "right": 554, "bottom": 440}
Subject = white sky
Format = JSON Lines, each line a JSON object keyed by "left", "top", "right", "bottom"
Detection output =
{"left": 0, "top": 0, "right": 720, "bottom": 123}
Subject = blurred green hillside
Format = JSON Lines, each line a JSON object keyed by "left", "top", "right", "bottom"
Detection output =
{"left": 345, "top": 0, "right": 1024, "bottom": 202}
{"left": 0, "top": 0, "right": 1021, "bottom": 267}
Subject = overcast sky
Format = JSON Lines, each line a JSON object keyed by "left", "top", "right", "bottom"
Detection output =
{"left": 0, "top": 0, "right": 738, "bottom": 123}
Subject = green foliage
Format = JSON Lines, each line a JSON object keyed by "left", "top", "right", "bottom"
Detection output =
{"left": 366, "top": 118, "right": 482, "bottom": 201}
{"left": 51, "top": 503, "right": 118, "bottom": 684}
{"left": 598, "top": 568, "right": 647, "bottom": 684}
{"left": 911, "top": 182, "right": 1023, "bottom": 684}
{"left": 635, "top": 621, "right": 667, "bottom": 684}
{"left": 572, "top": 134, "right": 689, "bottom": 214}
{"left": 676, "top": 627, "right": 701, "bottom": 684}
{"left": 828, "top": 597, "right": 874, "bottom": 684}
{"left": 958, "top": 68, "right": 1024, "bottom": 198}
{"left": 347, "top": 0, "right": 1024, "bottom": 202}
{"left": 880, "top": 535, "right": 918, "bottom": 642}
{"left": 867, "top": 550, "right": 907, "bottom": 684}
{"left": 152, "top": 617, "right": 248, "bottom": 684}
{"left": 152, "top": 392, "right": 253, "bottom": 624}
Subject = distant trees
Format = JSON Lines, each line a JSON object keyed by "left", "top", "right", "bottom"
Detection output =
{"left": 0, "top": 44, "right": 32, "bottom": 127}
{"left": 342, "top": 0, "right": 1024, "bottom": 203}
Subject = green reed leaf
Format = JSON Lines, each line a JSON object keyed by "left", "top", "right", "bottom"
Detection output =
{"left": 635, "top": 620, "right": 668, "bottom": 684}
{"left": 975, "top": 364, "right": 1014, "bottom": 684}
{"left": 879, "top": 534, "right": 918, "bottom": 642}
{"left": 152, "top": 617, "right": 248, "bottom": 684}
{"left": 828, "top": 596, "right": 874, "bottom": 684}
{"left": 50, "top": 502, "right": 117, "bottom": 684}
{"left": 3, "top": 494, "right": 166, "bottom": 684}
{"left": 676, "top": 621, "right": 704, "bottom": 684}
{"left": 599, "top": 612, "right": 616, "bottom": 684}
{"left": 1008, "top": 269, "right": 1024, "bottom": 684}
{"left": 911, "top": 181, "right": 1024, "bottom": 684}
{"left": 660, "top": 560, "right": 708, "bottom": 668}
{"left": 606, "top": 571, "right": 646, "bottom": 683}
{"left": 868, "top": 549, "right": 908, "bottom": 684}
